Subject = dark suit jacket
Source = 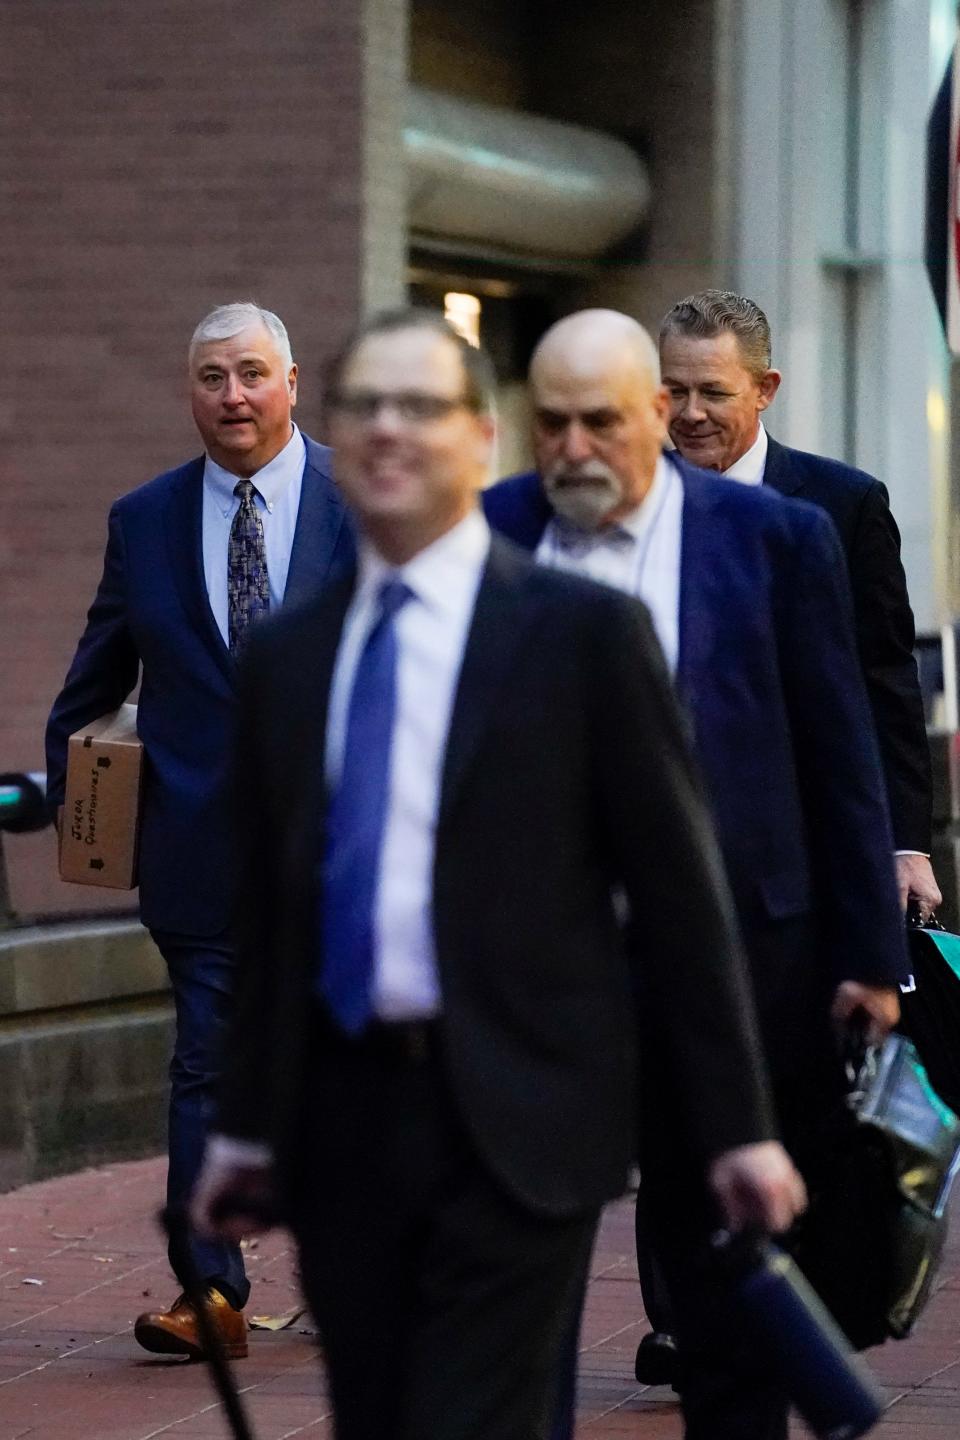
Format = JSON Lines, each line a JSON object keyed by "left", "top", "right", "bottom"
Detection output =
{"left": 218, "top": 537, "right": 775, "bottom": 1218}
{"left": 483, "top": 460, "right": 909, "bottom": 1015}
{"left": 45, "top": 435, "right": 352, "bottom": 935}
{"left": 764, "top": 436, "right": 932, "bottom": 853}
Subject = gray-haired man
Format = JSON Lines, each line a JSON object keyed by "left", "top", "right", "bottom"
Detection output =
{"left": 45, "top": 303, "right": 352, "bottom": 1356}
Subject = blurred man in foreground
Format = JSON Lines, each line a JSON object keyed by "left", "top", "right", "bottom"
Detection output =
{"left": 192, "top": 310, "right": 802, "bottom": 1440}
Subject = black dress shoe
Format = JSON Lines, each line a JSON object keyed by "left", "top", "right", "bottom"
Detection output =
{"left": 634, "top": 1330, "right": 681, "bottom": 1387}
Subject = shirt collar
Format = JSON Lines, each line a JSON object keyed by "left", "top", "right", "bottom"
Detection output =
{"left": 203, "top": 424, "right": 305, "bottom": 515}
{"left": 357, "top": 507, "right": 491, "bottom": 614}
{"left": 722, "top": 423, "right": 768, "bottom": 485}
{"left": 548, "top": 456, "right": 676, "bottom": 557}
{"left": 614, "top": 454, "right": 674, "bottom": 538}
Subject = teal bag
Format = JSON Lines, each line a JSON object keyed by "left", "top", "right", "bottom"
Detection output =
{"left": 900, "top": 918, "right": 960, "bottom": 1117}
{"left": 850, "top": 1035, "right": 960, "bottom": 1338}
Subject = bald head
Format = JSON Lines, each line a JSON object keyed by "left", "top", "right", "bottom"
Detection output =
{"left": 530, "top": 309, "right": 669, "bottom": 530}
{"left": 531, "top": 309, "right": 661, "bottom": 392}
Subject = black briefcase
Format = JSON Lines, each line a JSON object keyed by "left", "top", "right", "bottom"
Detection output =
{"left": 792, "top": 1033, "right": 960, "bottom": 1350}
{"left": 898, "top": 913, "right": 960, "bottom": 1117}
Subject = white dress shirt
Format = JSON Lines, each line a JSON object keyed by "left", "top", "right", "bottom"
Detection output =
{"left": 202, "top": 510, "right": 490, "bottom": 1172}
{"left": 202, "top": 425, "right": 305, "bottom": 643}
{"left": 723, "top": 423, "right": 767, "bottom": 485}
{"left": 536, "top": 455, "right": 684, "bottom": 673}
{"left": 326, "top": 508, "right": 491, "bottom": 1020}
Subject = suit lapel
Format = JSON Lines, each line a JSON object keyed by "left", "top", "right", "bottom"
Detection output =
{"left": 675, "top": 467, "right": 725, "bottom": 715}
{"left": 164, "top": 458, "right": 234, "bottom": 683}
{"left": 762, "top": 436, "right": 804, "bottom": 497}
{"left": 438, "top": 538, "right": 534, "bottom": 825}
{"left": 484, "top": 472, "right": 553, "bottom": 552}
{"left": 293, "top": 572, "right": 354, "bottom": 814}
{"left": 164, "top": 442, "right": 353, "bottom": 690}
{"left": 284, "top": 440, "right": 353, "bottom": 607}
{"left": 294, "top": 540, "right": 531, "bottom": 842}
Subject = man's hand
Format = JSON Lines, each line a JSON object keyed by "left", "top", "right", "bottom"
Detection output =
{"left": 708, "top": 1141, "right": 807, "bottom": 1234}
{"left": 190, "top": 1138, "right": 278, "bottom": 1245}
{"left": 830, "top": 981, "right": 900, "bottom": 1046}
{"left": 895, "top": 853, "right": 941, "bottom": 922}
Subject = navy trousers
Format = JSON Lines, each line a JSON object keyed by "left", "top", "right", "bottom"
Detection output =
{"left": 151, "top": 928, "right": 249, "bottom": 1308}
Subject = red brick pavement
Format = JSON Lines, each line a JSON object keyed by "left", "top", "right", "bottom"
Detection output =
{"left": 0, "top": 1157, "right": 958, "bottom": 1439}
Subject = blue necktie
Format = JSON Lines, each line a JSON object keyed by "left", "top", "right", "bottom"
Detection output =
{"left": 318, "top": 577, "right": 412, "bottom": 1033}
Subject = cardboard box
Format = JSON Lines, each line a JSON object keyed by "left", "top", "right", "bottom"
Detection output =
{"left": 60, "top": 704, "right": 143, "bottom": 889}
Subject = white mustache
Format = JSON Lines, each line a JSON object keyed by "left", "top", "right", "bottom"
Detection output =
{"left": 547, "top": 466, "right": 619, "bottom": 489}
{"left": 543, "top": 465, "right": 622, "bottom": 531}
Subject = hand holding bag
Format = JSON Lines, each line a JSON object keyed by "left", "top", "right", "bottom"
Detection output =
{"left": 898, "top": 910, "right": 960, "bottom": 1117}
{"left": 791, "top": 1032, "right": 960, "bottom": 1349}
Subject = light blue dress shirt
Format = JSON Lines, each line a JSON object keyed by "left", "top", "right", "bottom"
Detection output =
{"left": 201, "top": 425, "right": 306, "bottom": 644}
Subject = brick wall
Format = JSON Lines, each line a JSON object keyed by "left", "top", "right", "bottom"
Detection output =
{"left": 0, "top": 0, "right": 400, "bottom": 918}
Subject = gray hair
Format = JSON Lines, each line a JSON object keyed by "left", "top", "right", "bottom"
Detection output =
{"left": 659, "top": 290, "right": 772, "bottom": 379}
{"left": 189, "top": 302, "right": 294, "bottom": 371}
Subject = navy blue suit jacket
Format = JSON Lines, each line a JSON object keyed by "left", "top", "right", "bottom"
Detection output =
{"left": 764, "top": 436, "right": 931, "bottom": 853}
{"left": 484, "top": 457, "right": 908, "bottom": 993}
{"left": 46, "top": 435, "right": 352, "bottom": 935}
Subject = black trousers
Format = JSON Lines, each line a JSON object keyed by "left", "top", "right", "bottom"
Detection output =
{"left": 638, "top": 913, "right": 847, "bottom": 1440}
{"left": 285, "top": 1010, "right": 599, "bottom": 1440}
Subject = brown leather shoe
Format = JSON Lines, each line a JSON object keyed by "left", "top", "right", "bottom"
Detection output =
{"left": 134, "top": 1289, "right": 248, "bottom": 1360}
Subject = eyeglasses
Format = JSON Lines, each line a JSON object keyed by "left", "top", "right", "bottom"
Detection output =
{"left": 329, "top": 390, "right": 474, "bottom": 423}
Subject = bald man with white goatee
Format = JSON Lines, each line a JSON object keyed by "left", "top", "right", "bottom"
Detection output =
{"left": 485, "top": 309, "right": 908, "bottom": 1440}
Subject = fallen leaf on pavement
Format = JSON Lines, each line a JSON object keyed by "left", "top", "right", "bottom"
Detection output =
{"left": 249, "top": 1306, "right": 305, "bottom": 1331}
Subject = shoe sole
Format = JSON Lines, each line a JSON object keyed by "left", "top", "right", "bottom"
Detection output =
{"left": 634, "top": 1363, "right": 679, "bottom": 1386}
{"left": 134, "top": 1320, "right": 248, "bottom": 1361}
{"left": 634, "top": 1346, "right": 680, "bottom": 1388}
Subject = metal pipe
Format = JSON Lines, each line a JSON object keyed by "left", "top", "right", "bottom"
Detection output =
{"left": 406, "top": 86, "right": 650, "bottom": 264}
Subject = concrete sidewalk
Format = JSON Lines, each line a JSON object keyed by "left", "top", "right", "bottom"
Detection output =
{"left": 0, "top": 1157, "right": 958, "bottom": 1439}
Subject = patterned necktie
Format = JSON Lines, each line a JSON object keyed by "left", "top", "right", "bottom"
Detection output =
{"left": 227, "top": 479, "right": 270, "bottom": 656}
{"left": 318, "top": 577, "right": 413, "bottom": 1034}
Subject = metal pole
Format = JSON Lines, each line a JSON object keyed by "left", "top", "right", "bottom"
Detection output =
{"left": 0, "top": 836, "right": 13, "bottom": 930}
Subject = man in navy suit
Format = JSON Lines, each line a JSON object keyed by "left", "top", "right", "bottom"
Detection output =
{"left": 45, "top": 302, "right": 351, "bottom": 1358}
{"left": 484, "top": 309, "right": 907, "bottom": 1440}
{"left": 660, "top": 288, "right": 938, "bottom": 920}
